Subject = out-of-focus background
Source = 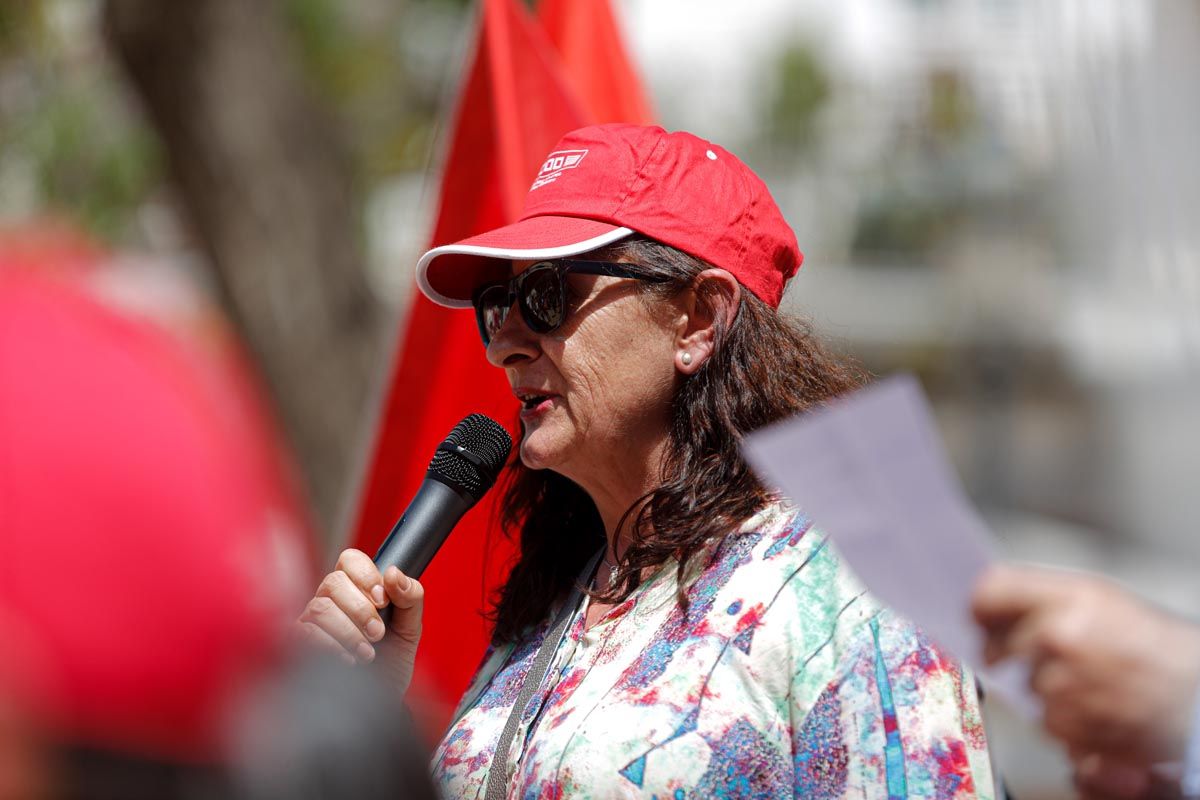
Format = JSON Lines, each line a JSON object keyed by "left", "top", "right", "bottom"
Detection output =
{"left": 3, "top": 0, "right": 1199, "bottom": 795}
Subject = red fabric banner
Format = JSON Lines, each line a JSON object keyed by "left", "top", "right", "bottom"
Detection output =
{"left": 538, "top": 0, "right": 655, "bottom": 125}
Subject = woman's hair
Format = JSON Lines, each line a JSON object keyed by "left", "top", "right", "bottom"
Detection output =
{"left": 488, "top": 235, "right": 867, "bottom": 643}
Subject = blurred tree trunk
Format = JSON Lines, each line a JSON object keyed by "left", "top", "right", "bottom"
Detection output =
{"left": 103, "top": 0, "right": 385, "bottom": 542}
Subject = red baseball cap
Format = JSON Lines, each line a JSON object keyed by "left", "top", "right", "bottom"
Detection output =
{"left": 416, "top": 124, "right": 803, "bottom": 309}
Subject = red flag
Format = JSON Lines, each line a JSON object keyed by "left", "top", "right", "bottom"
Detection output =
{"left": 350, "top": 0, "right": 655, "bottom": 736}
{"left": 349, "top": 0, "right": 589, "bottom": 732}
{"left": 538, "top": 0, "right": 656, "bottom": 125}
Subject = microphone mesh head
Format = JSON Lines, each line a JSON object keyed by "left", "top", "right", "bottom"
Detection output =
{"left": 427, "top": 414, "right": 513, "bottom": 500}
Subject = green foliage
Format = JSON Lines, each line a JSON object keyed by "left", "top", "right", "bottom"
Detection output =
{"left": 280, "top": 0, "right": 469, "bottom": 180}
{"left": 851, "top": 188, "right": 955, "bottom": 258}
{"left": 284, "top": 0, "right": 343, "bottom": 66}
{"left": 0, "top": 0, "right": 161, "bottom": 242}
{"left": 927, "top": 68, "right": 974, "bottom": 142}
{"left": 0, "top": 1, "right": 43, "bottom": 53}
{"left": 765, "top": 41, "right": 830, "bottom": 151}
{"left": 25, "top": 85, "right": 161, "bottom": 239}
{"left": 0, "top": 0, "right": 478, "bottom": 245}
{"left": 283, "top": 0, "right": 359, "bottom": 100}
{"left": 850, "top": 68, "right": 982, "bottom": 261}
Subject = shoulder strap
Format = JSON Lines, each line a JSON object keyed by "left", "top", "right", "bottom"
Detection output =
{"left": 484, "top": 550, "right": 602, "bottom": 800}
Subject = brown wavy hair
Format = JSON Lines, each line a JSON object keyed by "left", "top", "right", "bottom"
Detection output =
{"left": 488, "top": 235, "right": 867, "bottom": 644}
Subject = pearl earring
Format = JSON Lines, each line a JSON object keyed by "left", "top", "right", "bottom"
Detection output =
{"left": 681, "top": 352, "right": 693, "bottom": 366}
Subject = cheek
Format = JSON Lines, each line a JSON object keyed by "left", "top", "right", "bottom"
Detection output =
{"left": 558, "top": 318, "right": 676, "bottom": 423}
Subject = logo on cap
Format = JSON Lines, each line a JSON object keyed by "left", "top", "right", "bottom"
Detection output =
{"left": 531, "top": 149, "right": 588, "bottom": 190}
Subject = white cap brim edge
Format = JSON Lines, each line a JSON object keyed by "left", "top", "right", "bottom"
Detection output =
{"left": 415, "top": 226, "right": 636, "bottom": 308}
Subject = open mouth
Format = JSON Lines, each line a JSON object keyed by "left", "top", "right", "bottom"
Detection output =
{"left": 517, "top": 392, "right": 552, "bottom": 410}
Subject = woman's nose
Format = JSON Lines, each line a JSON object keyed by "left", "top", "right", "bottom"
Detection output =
{"left": 485, "top": 304, "right": 539, "bottom": 368}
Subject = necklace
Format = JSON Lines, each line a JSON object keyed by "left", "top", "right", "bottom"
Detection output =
{"left": 597, "top": 559, "right": 619, "bottom": 589}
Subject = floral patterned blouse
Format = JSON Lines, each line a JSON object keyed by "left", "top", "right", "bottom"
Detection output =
{"left": 432, "top": 503, "right": 995, "bottom": 799}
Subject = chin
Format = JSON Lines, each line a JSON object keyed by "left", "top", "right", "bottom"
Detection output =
{"left": 518, "top": 426, "right": 570, "bottom": 472}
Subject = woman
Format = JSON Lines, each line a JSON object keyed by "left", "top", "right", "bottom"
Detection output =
{"left": 298, "top": 124, "right": 996, "bottom": 798}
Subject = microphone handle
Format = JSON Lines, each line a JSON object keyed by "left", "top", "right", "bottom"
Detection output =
{"left": 373, "top": 476, "right": 474, "bottom": 626}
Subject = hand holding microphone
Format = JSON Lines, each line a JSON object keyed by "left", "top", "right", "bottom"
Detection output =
{"left": 296, "top": 415, "right": 512, "bottom": 696}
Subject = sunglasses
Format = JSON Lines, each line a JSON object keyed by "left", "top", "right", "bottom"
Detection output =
{"left": 471, "top": 259, "right": 663, "bottom": 346}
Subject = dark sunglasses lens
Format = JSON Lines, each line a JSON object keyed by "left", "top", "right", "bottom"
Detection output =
{"left": 476, "top": 284, "right": 510, "bottom": 343}
{"left": 520, "top": 266, "right": 565, "bottom": 332}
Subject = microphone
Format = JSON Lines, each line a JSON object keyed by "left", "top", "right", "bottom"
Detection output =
{"left": 372, "top": 413, "right": 512, "bottom": 596}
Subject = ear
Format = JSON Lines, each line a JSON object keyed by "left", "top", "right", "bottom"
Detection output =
{"left": 673, "top": 269, "right": 741, "bottom": 375}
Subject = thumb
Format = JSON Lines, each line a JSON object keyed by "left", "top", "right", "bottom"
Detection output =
{"left": 382, "top": 566, "right": 424, "bottom": 644}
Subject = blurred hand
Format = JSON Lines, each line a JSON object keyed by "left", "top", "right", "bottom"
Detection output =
{"left": 295, "top": 549, "right": 425, "bottom": 696}
{"left": 971, "top": 564, "right": 1200, "bottom": 765}
{"left": 1074, "top": 753, "right": 1183, "bottom": 800}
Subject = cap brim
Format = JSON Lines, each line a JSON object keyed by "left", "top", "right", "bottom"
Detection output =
{"left": 416, "top": 216, "right": 635, "bottom": 308}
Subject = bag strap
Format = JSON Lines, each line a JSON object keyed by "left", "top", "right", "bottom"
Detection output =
{"left": 484, "top": 550, "right": 602, "bottom": 800}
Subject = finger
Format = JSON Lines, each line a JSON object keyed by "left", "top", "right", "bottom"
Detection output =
{"left": 1031, "top": 657, "right": 1107, "bottom": 754}
{"left": 299, "top": 596, "right": 377, "bottom": 664}
{"left": 971, "top": 564, "right": 1069, "bottom": 629}
{"left": 1030, "top": 657, "right": 1072, "bottom": 700}
{"left": 334, "top": 549, "right": 389, "bottom": 608}
{"left": 316, "top": 570, "right": 387, "bottom": 643}
{"left": 295, "top": 621, "right": 357, "bottom": 666}
{"left": 978, "top": 616, "right": 1040, "bottom": 667}
{"left": 1074, "top": 753, "right": 1152, "bottom": 800}
{"left": 383, "top": 566, "right": 424, "bottom": 643}
{"left": 980, "top": 621, "right": 1018, "bottom": 665}
{"left": 1067, "top": 741, "right": 1094, "bottom": 761}
{"left": 993, "top": 609, "right": 1060, "bottom": 665}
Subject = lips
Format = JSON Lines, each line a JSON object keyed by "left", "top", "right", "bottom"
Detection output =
{"left": 513, "top": 387, "right": 559, "bottom": 417}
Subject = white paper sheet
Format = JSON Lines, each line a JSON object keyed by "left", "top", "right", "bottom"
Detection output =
{"left": 741, "top": 374, "right": 1036, "bottom": 717}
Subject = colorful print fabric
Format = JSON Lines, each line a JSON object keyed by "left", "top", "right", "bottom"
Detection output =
{"left": 433, "top": 503, "right": 995, "bottom": 799}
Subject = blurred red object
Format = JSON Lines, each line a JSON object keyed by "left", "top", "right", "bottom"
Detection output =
{"left": 0, "top": 221, "right": 106, "bottom": 277}
{"left": 0, "top": 227, "right": 316, "bottom": 762}
{"left": 348, "top": 0, "right": 655, "bottom": 737}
